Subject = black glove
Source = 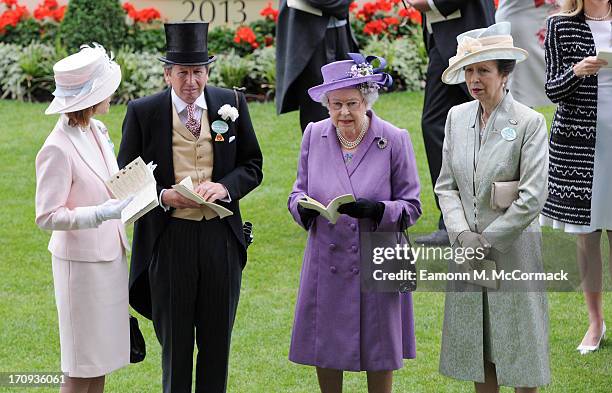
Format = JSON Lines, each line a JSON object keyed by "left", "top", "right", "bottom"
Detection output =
{"left": 298, "top": 204, "right": 320, "bottom": 229}
{"left": 337, "top": 198, "right": 385, "bottom": 222}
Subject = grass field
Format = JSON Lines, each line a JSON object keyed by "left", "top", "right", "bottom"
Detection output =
{"left": 0, "top": 92, "right": 610, "bottom": 392}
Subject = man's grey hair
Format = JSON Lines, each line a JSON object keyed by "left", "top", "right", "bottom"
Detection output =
{"left": 320, "top": 87, "right": 379, "bottom": 110}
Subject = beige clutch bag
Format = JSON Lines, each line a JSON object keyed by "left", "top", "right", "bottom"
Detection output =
{"left": 490, "top": 181, "right": 519, "bottom": 210}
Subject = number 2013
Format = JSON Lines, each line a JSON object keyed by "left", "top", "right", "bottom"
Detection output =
{"left": 182, "top": 0, "right": 247, "bottom": 24}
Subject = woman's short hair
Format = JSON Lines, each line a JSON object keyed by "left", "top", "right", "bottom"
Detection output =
{"left": 66, "top": 104, "right": 98, "bottom": 128}
{"left": 496, "top": 59, "right": 517, "bottom": 77}
{"left": 320, "top": 86, "right": 380, "bottom": 110}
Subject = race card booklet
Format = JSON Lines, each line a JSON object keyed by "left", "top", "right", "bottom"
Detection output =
{"left": 171, "top": 177, "right": 233, "bottom": 219}
{"left": 105, "top": 156, "right": 159, "bottom": 225}
{"left": 597, "top": 50, "right": 612, "bottom": 67}
{"left": 287, "top": 0, "right": 323, "bottom": 16}
{"left": 298, "top": 194, "right": 356, "bottom": 224}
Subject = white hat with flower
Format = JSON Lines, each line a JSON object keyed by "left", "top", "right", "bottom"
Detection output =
{"left": 45, "top": 43, "right": 121, "bottom": 115}
{"left": 442, "top": 22, "right": 528, "bottom": 85}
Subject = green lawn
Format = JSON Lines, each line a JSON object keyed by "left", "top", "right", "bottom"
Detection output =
{"left": 0, "top": 92, "right": 609, "bottom": 392}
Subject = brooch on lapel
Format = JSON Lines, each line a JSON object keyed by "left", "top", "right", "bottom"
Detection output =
{"left": 213, "top": 104, "right": 239, "bottom": 142}
{"left": 376, "top": 137, "right": 388, "bottom": 149}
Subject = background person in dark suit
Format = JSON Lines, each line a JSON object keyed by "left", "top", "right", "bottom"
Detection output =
{"left": 407, "top": 0, "right": 495, "bottom": 245}
{"left": 276, "top": 0, "right": 359, "bottom": 132}
{"left": 117, "top": 22, "right": 263, "bottom": 393}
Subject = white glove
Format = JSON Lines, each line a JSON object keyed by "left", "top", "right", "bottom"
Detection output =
{"left": 458, "top": 231, "right": 491, "bottom": 256}
{"left": 95, "top": 197, "right": 133, "bottom": 223}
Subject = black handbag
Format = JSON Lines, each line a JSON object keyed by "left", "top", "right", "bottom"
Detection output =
{"left": 130, "top": 315, "right": 146, "bottom": 363}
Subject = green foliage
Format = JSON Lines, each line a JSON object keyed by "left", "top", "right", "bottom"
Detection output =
{"left": 124, "top": 25, "right": 165, "bottom": 53}
{"left": 249, "top": 45, "right": 276, "bottom": 98}
{"left": 207, "top": 26, "right": 236, "bottom": 57}
{"left": 0, "top": 42, "right": 64, "bottom": 102}
{"left": 113, "top": 48, "right": 166, "bottom": 104}
{"left": 59, "top": 0, "right": 127, "bottom": 51}
{"left": 208, "top": 50, "right": 252, "bottom": 89}
{"left": 363, "top": 30, "right": 427, "bottom": 92}
{"left": 0, "top": 18, "right": 41, "bottom": 46}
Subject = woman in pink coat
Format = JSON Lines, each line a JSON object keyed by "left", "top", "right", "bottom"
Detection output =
{"left": 287, "top": 54, "right": 422, "bottom": 393}
{"left": 35, "top": 44, "right": 131, "bottom": 393}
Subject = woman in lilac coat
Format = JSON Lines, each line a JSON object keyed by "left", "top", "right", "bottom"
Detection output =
{"left": 287, "top": 54, "right": 422, "bottom": 393}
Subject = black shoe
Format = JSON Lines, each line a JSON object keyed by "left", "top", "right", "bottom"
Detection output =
{"left": 414, "top": 229, "right": 450, "bottom": 246}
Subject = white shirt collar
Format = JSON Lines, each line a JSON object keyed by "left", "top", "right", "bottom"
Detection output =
{"left": 171, "top": 88, "right": 208, "bottom": 113}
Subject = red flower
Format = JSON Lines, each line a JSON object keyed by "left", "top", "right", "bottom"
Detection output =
{"left": 0, "top": 3, "right": 28, "bottom": 34}
{"left": 264, "top": 35, "right": 274, "bottom": 46}
{"left": 383, "top": 16, "right": 399, "bottom": 26}
{"left": 123, "top": 2, "right": 161, "bottom": 23}
{"left": 33, "top": 0, "right": 65, "bottom": 22}
{"left": 234, "top": 26, "right": 259, "bottom": 49}
{"left": 349, "top": 2, "right": 358, "bottom": 12}
{"left": 363, "top": 19, "right": 386, "bottom": 35}
{"left": 260, "top": 1, "right": 278, "bottom": 22}
{"left": 399, "top": 6, "right": 422, "bottom": 24}
{"left": 1, "top": 0, "right": 18, "bottom": 7}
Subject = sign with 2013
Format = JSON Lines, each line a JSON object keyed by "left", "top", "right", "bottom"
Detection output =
{"left": 181, "top": 0, "right": 247, "bottom": 24}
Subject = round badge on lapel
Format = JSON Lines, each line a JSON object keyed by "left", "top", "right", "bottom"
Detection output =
{"left": 211, "top": 120, "right": 229, "bottom": 134}
{"left": 501, "top": 127, "right": 517, "bottom": 141}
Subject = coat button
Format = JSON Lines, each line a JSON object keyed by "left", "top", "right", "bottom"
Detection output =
{"left": 350, "top": 223, "right": 357, "bottom": 231}
{"left": 351, "top": 267, "right": 359, "bottom": 275}
{"left": 329, "top": 243, "right": 336, "bottom": 251}
{"left": 330, "top": 266, "right": 337, "bottom": 273}
{"left": 351, "top": 245, "right": 358, "bottom": 253}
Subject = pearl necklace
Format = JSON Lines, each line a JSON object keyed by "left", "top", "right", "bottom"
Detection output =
{"left": 585, "top": 3, "right": 611, "bottom": 21}
{"left": 337, "top": 116, "right": 370, "bottom": 150}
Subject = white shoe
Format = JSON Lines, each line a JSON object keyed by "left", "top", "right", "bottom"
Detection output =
{"left": 577, "top": 322, "right": 606, "bottom": 355}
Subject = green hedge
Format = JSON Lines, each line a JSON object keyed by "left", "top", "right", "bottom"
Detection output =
{"left": 60, "top": 0, "right": 127, "bottom": 51}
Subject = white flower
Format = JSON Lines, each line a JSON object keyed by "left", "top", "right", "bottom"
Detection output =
{"left": 218, "top": 104, "right": 239, "bottom": 122}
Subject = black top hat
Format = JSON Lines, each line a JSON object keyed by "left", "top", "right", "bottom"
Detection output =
{"left": 159, "top": 22, "right": 216, "bottom": 66}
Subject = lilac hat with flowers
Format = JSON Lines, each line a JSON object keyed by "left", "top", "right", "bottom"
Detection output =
{"left": 308, "top": 53, "right": 393, "bottom": 102}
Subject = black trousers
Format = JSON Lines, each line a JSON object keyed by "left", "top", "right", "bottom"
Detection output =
{"left": 295, "top": 25, "right": 353, "bottom": 132}
{"left": 150, "top": 217, "right": 242, "bottom": 393}
{"left": 421, "top": 44, "right": 472, "bottom": 230}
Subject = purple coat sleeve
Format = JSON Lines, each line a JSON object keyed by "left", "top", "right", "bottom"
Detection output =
{"left": 377, "top": 130, "right": 422, "bottom": 232}
{"left": 288, "top": 123, "right": 313, "bottom": 230}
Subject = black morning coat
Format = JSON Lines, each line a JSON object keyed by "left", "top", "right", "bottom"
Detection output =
{"left": 117, "top": 86, "right": 263, "bottom": 319}
{"left": 423, "top": 0, "right": 496, "bottom": 63}
{"left": 275, "top": 0, "right": 358, "bottom": 115}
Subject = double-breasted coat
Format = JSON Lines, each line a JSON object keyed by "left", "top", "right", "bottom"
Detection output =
{"left": 287, "top": 111, "right": 422, "bottom": 371}
{"left": 435, "top": 92, "right": 551, "bottom": 387}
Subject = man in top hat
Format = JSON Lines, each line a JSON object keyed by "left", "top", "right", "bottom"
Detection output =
{"left": 276, "top": 0, "right": 359, "bottom": 132}
{"left": 117, "top": 22, "right": 263, "bottom": 393}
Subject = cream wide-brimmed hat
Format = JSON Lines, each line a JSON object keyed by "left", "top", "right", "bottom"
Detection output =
{"left": 45, "top": 43, "right": 121, "bottom": 115}
{"left": 441, "top": 22, "right": 528, "bottom": 85}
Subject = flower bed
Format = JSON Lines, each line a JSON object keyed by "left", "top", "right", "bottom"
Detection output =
{"left": 0, "top": 0, "right": 428, "bottom": 102}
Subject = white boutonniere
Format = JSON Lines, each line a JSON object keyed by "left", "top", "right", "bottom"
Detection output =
{"left": 218, "top": 104, "right": 239, "bottom": 122}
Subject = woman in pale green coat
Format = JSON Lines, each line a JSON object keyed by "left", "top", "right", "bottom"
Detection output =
{"left": 435, "top": 22, "right": 551, "bottom": 392}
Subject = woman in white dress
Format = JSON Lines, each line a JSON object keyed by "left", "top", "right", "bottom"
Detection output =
{"left": 35, "top": 45, "right": 132, "bottom": 392}
{"left": 496, "top": 0, "right": 559, "bottom": 108}
{"left": 540, "top": 0, "right": 611, "bottom": 354}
